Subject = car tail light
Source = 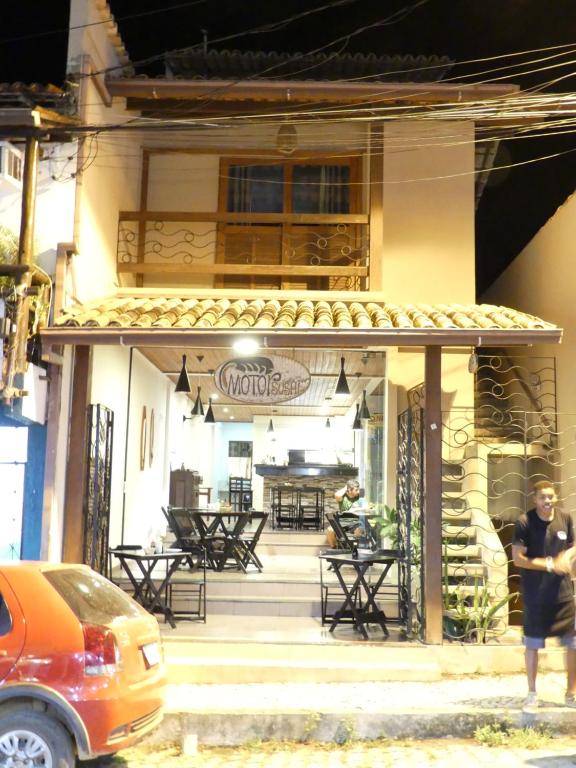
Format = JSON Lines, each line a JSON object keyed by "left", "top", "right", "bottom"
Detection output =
{"left": 82, "top": 623, "right": 120, "bottom": 676}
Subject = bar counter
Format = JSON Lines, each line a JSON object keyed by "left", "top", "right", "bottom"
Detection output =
{"left": 255, "top": 464, "right": 359, "bottom": 518}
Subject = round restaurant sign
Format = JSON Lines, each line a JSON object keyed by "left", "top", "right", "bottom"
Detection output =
{"left": 214, "top": 355, "right": 311, "bottom": 404}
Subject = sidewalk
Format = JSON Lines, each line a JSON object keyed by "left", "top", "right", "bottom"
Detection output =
{"left": 148, "top": 670, "right": 576, "bottom": 747}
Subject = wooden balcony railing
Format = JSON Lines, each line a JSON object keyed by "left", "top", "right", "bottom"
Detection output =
{"left": 117, "top": 211, "right": 370, "bottom": 290}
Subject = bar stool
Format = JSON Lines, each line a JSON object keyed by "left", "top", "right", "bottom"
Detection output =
{"left": 297, "top": 487, "right": 325, "bottom": 530}
{"left": 271, "top": 485, "right": 297, "bottom": 529}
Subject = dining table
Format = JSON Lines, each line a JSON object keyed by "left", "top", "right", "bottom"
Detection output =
{"left": 319, "top": 549, "right": 400, "bottom": 640}
{"left": 109, "top": 548, "right": 188, "bottom": 628}
{"left": 191, "top": 510, "right": 252, "bottom": 572}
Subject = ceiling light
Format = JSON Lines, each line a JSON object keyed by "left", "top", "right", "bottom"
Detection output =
{"left": 335, "top": 356, "right": 350, "bottom": 396}
{"left": 352, "top": 403, "right": 362, "bottom": 430}
{"left": 175, "top": 354, "right": 191, "bottom": 393}
{"left": 204, "top": 397, "right": 216, "bottom": 424}
{"left": 233, "top": 337, "right": 260, "bottom": 355}
{"left": 191, "top": 386, "right": 204, "bottom": 416}
{"left": 359, "top": 389, "right": 371, "bottom": 420}
{"left": 223, "top": 407, "right": 229, "bottom": 413}
{"left": 325, "top": 417, "right": 331, "bottom": 429}
{"left": 267, "top": 418, "right": 274, "bottom": 433}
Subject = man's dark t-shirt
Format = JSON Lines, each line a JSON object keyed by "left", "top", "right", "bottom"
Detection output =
{"left": 512, "top": 508, "right": 575, "bottom": 637}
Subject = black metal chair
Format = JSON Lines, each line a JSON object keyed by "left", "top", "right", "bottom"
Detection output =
{"left": 325, "top": 512, "right": 358, "bottom": 551}
{"left": 238, "top": 511, "right": 268, "bottom": 571}
{"left": 161, "top": 506, "right": 202, "bottom": 568}
{"left": 271, "top": 485, "right": 297, "bottom": 529}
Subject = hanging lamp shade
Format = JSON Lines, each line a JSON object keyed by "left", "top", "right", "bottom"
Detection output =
{"left": 267, "top": 418, "right": 275, "bottom": 433}
{"left": 191, "top": 386, "right": 204, "bottom": 416}
{"left": 175, "top": 354, "right": 191, "bottom": 393}
{"left": 352, "top": 403, "right": 362, "bottom": 430}
{"left": 359, "top": 389, "right": 371, "bottom": 420}
{"left": 276, "top": 122, "right": 298, "bottom": 155}
{"left": 204, "top": 397, "right": 215, "bottom": 424}
{"left": 335, "top": 356, "right": 350, "bottom": 396}
{"left": 325, "top": 417, "right": 331, "bottom": 429}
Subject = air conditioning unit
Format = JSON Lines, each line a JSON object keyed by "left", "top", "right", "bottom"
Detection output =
{"left": 0, "top": 142, "right": 23, "bottom": 188}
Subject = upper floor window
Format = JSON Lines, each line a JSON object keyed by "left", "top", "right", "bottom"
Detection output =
{"left": 226, "top": 162, "right": 351, "bottom": 215}
{"left": 219, "top": 157, "right": 361, "bottom": 291}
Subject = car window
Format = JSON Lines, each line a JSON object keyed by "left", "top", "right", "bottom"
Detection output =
{"left": 43, "top": 569, "right": 146, "bottom": 624}
{"left": 0, "top": 594, "right": 11, "bottom": 636}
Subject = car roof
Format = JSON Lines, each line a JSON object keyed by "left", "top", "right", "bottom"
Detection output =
{"left": 0, "top": 561, "right": 92, "bottom": 573}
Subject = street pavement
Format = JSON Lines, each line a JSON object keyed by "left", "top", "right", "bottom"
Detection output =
{"left": 93, "top": 738, "right": 576, "bottom": 767}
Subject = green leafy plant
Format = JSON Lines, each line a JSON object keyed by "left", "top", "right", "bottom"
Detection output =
{"left": 474, "top": 721, "right": 552, "bottom": 748}
{"left": 442, "top": 563, "right": 517, "bottom": 643}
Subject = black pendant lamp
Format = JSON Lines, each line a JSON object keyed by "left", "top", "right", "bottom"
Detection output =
{"left": 359, "top": 389, "right": 371, "bottom": 420}
{"left": 352, "top": 403, "right": 362, "bottom": 430}
{"left": 325, "top": 417, "right": 331, "bottom": 429}
{"left": 267, "top": 418, "right": 275, "bottom": 433}
{"left": 335, "top": 356, "right": 350, "bottom": 396}
{"left": 191, "top": 386, "right": 204, "bottom": 416}
{"left": 204, "top": 397, "right": 216, "bottom": 424}
{"left": 175, "top": 354, "right": 191, "bottom": 393}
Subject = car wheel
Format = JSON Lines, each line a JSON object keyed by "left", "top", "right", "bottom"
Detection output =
{"left": 0, "top": 710, "right": 74, "bottom": 768}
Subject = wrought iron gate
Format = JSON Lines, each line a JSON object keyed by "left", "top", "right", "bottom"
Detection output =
{"left": 397, "top": 406, "right": 424, "bottom": 640}
{"left": 83, "top": 404, "right": 114, "bottom": 574}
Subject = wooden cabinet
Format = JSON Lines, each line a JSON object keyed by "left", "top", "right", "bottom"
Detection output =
{"left": 169, "top": 470, "right": 202, "bottom": 508}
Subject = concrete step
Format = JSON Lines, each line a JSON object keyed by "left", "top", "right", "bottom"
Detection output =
{"left": 443, "top": 544, "right": 481, "bottom": 559}
{"left": 162, "top": 639, "right": 440, "bottom": 685}
{"left": 442, "top": 524, "right": 476, "bottom": 542}
{"left": 441, "top": 509, "right": 472, "bottom": 523}
{"left": 444, "top": 562, "right": 485, "bottom": 578}
{"left": 205, "top": 593, "right": 400, "bottom": 619}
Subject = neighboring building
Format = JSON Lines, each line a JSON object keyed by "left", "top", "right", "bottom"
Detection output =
{"left": 2, "top": 0, "right": 566, "bottom": 644}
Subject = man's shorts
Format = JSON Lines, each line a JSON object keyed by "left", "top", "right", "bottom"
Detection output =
{"left": 523, "top": 634, "right": 576, "bottom": 650}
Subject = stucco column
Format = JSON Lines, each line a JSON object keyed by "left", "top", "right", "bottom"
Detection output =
{"left": 424, "top": 345, "right": 443, "bottom": 643}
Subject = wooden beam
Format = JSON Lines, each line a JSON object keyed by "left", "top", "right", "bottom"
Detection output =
{"left": 117, "top": 262, "right": 367, "bottom": 277}
{"left": 423, "top": 345, "right": 443, "bottom": 644}
{"left": 62, "top": 345, "right": 91, "bottom": 563}
{"left": 369, "top": 124, "right": 384, "bottom": 291}
{"left": 119, "top": 210, "right": 369, "bottom": 225}
{"left": 136, "top": 149, "right": 150, "bottom": 288}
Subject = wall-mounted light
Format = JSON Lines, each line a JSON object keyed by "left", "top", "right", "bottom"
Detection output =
{"left": 191, "top": 386, "right": 204, "bottom": 416}
{"left": 335, "top": 356, "right": 350, "bottom": 396}
{"left": 276, "top": 122, "right": 298, "bottom": 155}
{"left": 352, "top": 403, "right": 362, "bottom": 430}
{"left": 468, "top": 349, "right": 479, "bottom": 373}
{"left": 233, "top": 337, "right": 260, "bottom": 355}
{"left": 359, "top": 389, "right": 371, "bottom": 420}
{"left": 175, "top": 354, "right": 191, "bottom": 393}
{"left": 204, "top": 397, "right": 216, "bottom": 423}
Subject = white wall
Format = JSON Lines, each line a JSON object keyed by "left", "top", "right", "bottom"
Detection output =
{"left": 381, "top": 121, "right": 475, "bottom": 304}
{"left": 0, "top": 142, "right": 76, "bottom": 276}
{"left": 66, "top": 0, "right": 140, "bottom": 301}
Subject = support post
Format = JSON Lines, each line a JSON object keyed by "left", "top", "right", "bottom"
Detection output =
{"left": 424, "top": 345, "right": 443, "bottom": 643}
{"left": 62, "top": 345, "right": 91, "bottom": 563}
{"left": 369, "top": 123, "right": 384, "bottom": 291}
{"left": 3, "top": 135, "right": 39, "bottom": 399}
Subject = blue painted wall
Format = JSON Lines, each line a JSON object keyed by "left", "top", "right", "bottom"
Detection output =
{"left": 0, "top": 402, "right": 46, "bottom": 559}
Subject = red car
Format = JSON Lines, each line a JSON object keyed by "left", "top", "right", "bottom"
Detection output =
{"left": 0, "top": 562, "right": 165, "bottom": 767}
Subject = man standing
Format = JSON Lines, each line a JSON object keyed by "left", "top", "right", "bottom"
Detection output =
{"left": 512, "top": 480, "right": 576, "bottom": 711}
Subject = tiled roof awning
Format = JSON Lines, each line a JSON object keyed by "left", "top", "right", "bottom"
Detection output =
{"left": 41, "top": 294, "right": 562, "bottom": 348}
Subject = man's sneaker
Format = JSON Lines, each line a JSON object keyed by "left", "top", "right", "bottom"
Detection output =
{"left": 523, "top": 692, "right": 539, "bottom": 713}
{"left": 565, "top": 693, "right": 576, "bottom": 708}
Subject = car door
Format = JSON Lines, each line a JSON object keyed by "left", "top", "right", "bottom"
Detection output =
{"left": 0, "top": 572, "right": 26, "bottom": 683}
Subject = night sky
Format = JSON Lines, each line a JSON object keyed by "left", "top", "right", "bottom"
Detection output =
{"left": 2, "top": 0, "right": 576, "bottom": 294}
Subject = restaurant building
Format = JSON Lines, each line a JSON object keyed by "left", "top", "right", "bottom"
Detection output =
{"left": 2, "top": 0, "right": 565, "bottom": 647}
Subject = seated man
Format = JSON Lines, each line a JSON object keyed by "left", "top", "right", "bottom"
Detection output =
{"left": 327, "top": 479, "right": 366, "bottom": 548}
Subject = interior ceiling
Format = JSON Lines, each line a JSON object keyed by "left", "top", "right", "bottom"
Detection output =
{"left": 140, "top": 346, "right": 386, "bottom": 423}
